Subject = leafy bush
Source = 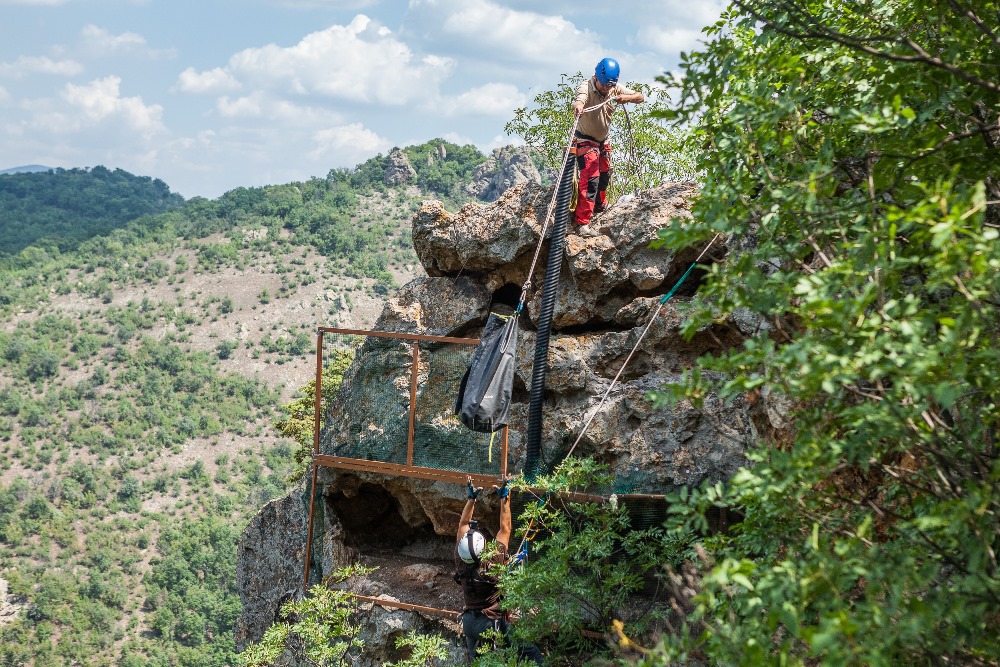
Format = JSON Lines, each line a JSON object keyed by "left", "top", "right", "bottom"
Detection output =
{"left": 506, "top": 74, "right": 698, "bottom": 201}
{"left": 644, "top": 2, "right": 1000, "bottom": 665}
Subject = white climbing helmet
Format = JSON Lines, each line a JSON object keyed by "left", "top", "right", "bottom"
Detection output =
{"left": 458, "top": 529, "right": 486, "bottom": 564}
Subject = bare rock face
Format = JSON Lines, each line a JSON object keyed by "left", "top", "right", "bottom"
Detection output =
{"left": 0, "top": 578, "right": 24, "bottom": 629}
{"left": 384, "top": 147, "right": 416, "bottom": 186}
{"left": 466, "top": 146, "right": 542, "bottom": 202}
{"left": 234, "top": 495, "right": 308, "bottom": 652}
{"left": 234, "top": 181, "right": 785, "bottom": 660}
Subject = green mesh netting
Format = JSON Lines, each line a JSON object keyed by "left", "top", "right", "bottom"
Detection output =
{"left": 320, "top": 333, "right": 506, "bottom": 477}
{"left": 316, "top": 331, "right": 692, "bottom": 533}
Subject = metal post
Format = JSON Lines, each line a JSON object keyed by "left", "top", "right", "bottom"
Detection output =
{"left": 302, "top": 330, "right": 325, "bottom": 590}
{"left": 407, "top": 341, "right": 419, "bottom": 466}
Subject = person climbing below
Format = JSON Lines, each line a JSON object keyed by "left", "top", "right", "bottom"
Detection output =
{"left": 571, "top": 57, "right": 645, "bottom": 236}
{"left": 455, "top": 475, "right": 544, "bottom": 665}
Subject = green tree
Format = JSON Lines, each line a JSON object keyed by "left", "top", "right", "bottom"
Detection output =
{"left": 238, "top": 564, "right": 373, "bottom": 667}
{"left": 493, "top": 459, "right": 688, "bottom": 662}
{"left": 385, "top": 631, "right": 450, "bottom": 667}
{"left": 505, "top": 73, "right": 697, "bottom": 203}
{"left": 273, "top": 348, "right": 355, "bottom": 482}
{"left": 644, "top": 2, "right": 1000, "bottom": 665}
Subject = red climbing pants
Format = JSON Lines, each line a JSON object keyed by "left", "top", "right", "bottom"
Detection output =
{"left": 574, "top": 141, "right": 611, "bottom": 226}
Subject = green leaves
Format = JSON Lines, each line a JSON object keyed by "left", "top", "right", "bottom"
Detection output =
{"left": 645, "top": 0, "right": 1000, "bottom": 664}
{"left": 505, "top": 73, "right": 698, "bottom": 201}
{"left": 239, "top": 564, "right": 374, "bottom": 667}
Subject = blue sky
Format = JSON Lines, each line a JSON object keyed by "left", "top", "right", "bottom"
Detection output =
{"left": 0, "top": 0, "right": 726, "bottom": 199}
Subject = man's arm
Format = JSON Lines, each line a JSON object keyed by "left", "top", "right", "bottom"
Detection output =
{"left": 494, "top": 474, "right": 513, "bottom": 549}
{"left": 496, "top": 495, "right": 512, "bottom": 549}
{"left": 457, "top": 476, "right": 480, "bottom": 543}
{"left": 573, "top": 79, "right": 590, "bottom": 117}
{"left": 616, "top": 92, "right": 644, "bottom": 104}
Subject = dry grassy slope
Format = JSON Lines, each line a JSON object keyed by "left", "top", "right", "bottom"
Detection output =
{"left": 0, "top": 188, "right": 426, "bottom": 654}
{"left": 1, "top": 231, "right": 420, "bottom": 483}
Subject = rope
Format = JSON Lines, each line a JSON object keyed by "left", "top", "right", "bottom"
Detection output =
{"left": 507, "top": 98, "right": 704, "bottom": 569}
{"left": 564, "top": 233, "right": 722, "bottom": 459}
{"left": 517, "top": 97, "right": 615, "bottom": 311}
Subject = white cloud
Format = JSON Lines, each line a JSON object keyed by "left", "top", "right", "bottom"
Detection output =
{"left": 633, "top": 0, "right": 727, "bottom": 54}
{"left": 636, "top": 25, "right": 709, "bottom": 55}
{"left": 0, "top": 55, "right": 83, "bottom": 78}
{"left": 0, "top": 86, "right": 9, "bottom": 103}
{"left": 216, "top": 92, "right": 265, "bottom": 118}
{"left": 308, "top": 122, "right": 390, "bottom": 160}
{"left": 61, "top": 76, "right": 164, "bottom": 137}
{"left": 216, "top": 92, "right": 344, "bottom": 127}
{"left": 78, "top": 24, "right": 173, "bottom": 59}
{"left": 217, "top": 15, "right": 454, "bottom": 105}
{"left": 81, "top": 25, "right": 146, "bottom": 51}
{"left": 410, "top": 0, "right": 601, "bottom": 67}
{"left": 176, "top": 66, "right": 241, "bottom": 94}
{"left": 447, "top": 83, "right": 525, "bottom": 116}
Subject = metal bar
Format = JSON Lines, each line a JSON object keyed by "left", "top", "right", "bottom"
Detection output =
{"left": 351, "top": 593, "right": 460, "bottom": 619}
{"left": 500, "top": 426, "right": 509, "bottom": 479}
{"left": 313, "top": 454, "right": 667, "bottom": 502}
{"left": 302, "top": 329, "right": 326, "bottom": 591}
{"left": 313, "top": 454, "right": 497, "bottom": 487}
{"left": 407, "top": 341, "right": 418, "bottom": 466}
{"left": 303, "top": 463, "right": 319, "bottom": 590}
{"left": 317, "top": 326, "right": 479, "bottom": 346}
{"left": 313, "top": 329, "right": 325, "bottom": 457}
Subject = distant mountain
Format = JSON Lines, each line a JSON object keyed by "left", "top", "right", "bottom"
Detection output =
{"left": 0, "top": 164, "right": 51, "bottom": 175}
{"left": 0, "top": 165, "right": 185, "bottom": 255}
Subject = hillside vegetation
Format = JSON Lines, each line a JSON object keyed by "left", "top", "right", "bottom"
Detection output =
{"left": 0, "top": 139, "right": 486, "bottom": 666}
{"left": 0, "top": 166, "right": 185, "bottom": 256}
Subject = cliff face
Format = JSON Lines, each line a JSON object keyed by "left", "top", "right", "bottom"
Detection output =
{"left": 234, "top": 182, "right": 775, "bottom": 662}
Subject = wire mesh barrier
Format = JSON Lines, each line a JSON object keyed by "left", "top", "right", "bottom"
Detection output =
{"left": 310, "top": 328, "right": 508, "bottom": 486}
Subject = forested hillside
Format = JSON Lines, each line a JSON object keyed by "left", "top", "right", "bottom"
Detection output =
{"left": 0, "top": 139, "right": 487, "bottom": 666}
{"left": 0, "top": 167, "right": 185, "bottom": 256}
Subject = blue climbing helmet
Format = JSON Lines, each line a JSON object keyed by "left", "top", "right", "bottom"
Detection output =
{"left": 595, "top": 57, "right": 620, "bottom": 86}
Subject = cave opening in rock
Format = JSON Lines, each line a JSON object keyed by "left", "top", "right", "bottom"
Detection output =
{"left": 328, "top": 482, "right": 440, "bottom": 551}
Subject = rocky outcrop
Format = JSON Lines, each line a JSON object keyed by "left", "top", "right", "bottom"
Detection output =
{"left": 0, "top": 578, "right": 24, "bottom": 629}
{"left": 384, "top": 147, "right": 416, "bottom": 186}
{"left": 235, "top": 181, "right": 782, "bottom": 662}
{"left": 466, "top": 146, "right": 542, "bottom": 202}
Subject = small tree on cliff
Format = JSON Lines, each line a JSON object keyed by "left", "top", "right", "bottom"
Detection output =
{"left": 645, "top": 1, "right": 1000, "bottom": 664}
{"left": 273, "top": 348, "right": 354, "bottom": 482}
{"left": 505, "top": 73, "right": 698, "bottom": 203}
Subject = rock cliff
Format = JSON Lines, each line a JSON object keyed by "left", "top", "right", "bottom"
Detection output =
{"left": 384, "top": 147, "right": 417, "bottom": 186}
{"left": 234, "top": 182, "right": 775, "bottom": 663}
{"left": 465, "top": 146, "right": 542, "bottom": 202}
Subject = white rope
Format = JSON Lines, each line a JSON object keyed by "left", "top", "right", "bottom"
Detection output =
{"left": 565, "top": 234, "right": 722, "bottom": 459}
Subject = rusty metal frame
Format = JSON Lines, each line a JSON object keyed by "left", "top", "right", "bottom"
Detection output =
{"left": 351, "top": 593, "right": 460, "bottom": 620}
{"left": 300, "top": 326, "right": 667, "bottom": 601}
{"left": 303, "top": 327, "right": 509, "bottom": 590}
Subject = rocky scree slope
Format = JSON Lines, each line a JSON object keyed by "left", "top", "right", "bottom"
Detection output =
{"left": 234, "top": 181, "right": 781, "bottom": 664}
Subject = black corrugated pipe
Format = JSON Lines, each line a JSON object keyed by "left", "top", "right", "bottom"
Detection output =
{"left": 524, "top": 157, "right": 575, "bottom": 481}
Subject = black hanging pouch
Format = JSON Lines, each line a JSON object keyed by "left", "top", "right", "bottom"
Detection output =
{"left": 455, "top": 312, "right": 519, "bottom": 433}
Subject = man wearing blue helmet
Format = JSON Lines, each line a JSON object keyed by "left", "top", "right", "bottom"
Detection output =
{"left": 571, "top": 57, "right": 644, "bottom": 235}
